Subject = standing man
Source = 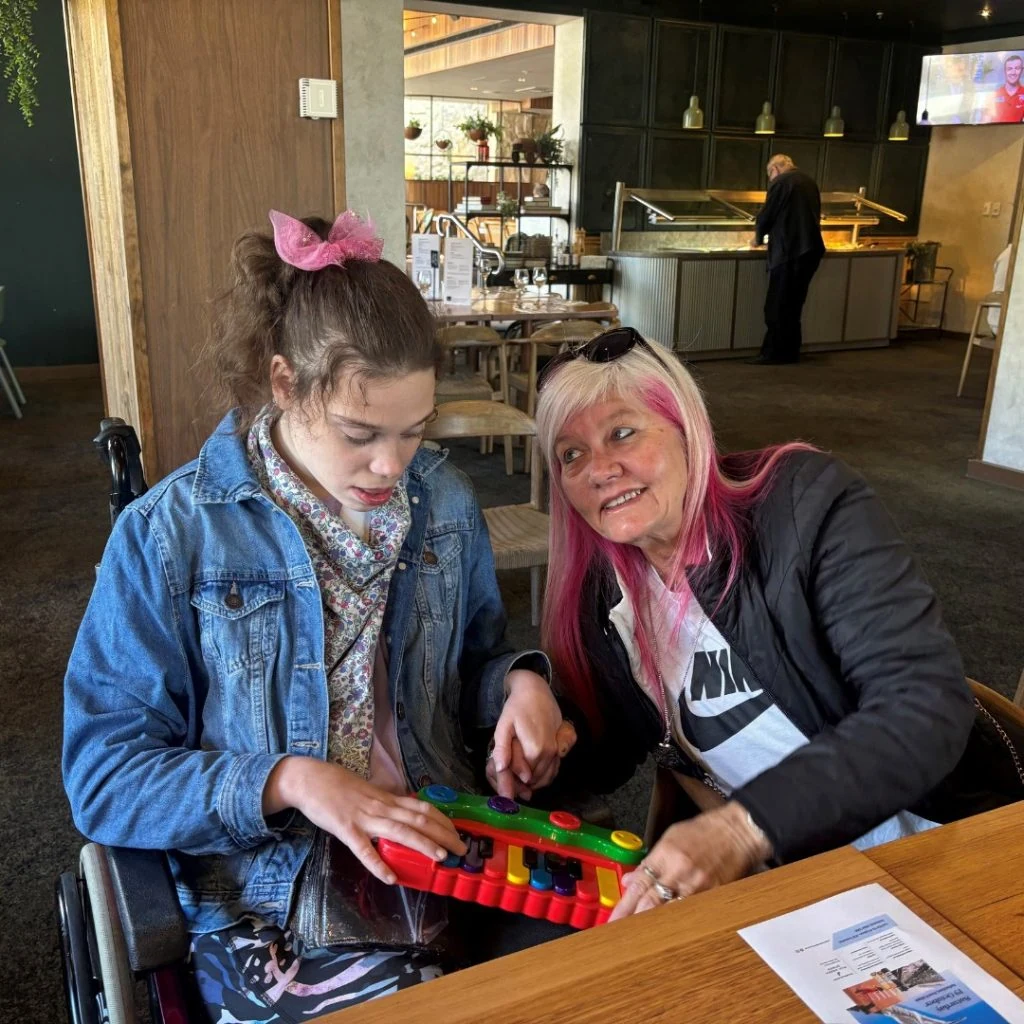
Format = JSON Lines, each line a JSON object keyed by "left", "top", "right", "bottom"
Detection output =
{"left": 990, "top": 54, "right": 1024, "bottom": 123}
{"left": 750, "top": 154, "right": 825, "bottom": 365}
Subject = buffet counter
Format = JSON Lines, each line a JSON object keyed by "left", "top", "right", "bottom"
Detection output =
{"left": 611, "top": 246, "right": 903, "bottom": 358}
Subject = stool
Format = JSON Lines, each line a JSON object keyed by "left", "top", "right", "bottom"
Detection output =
{"left": 0, "top": 286, "right": 26, "bottom": 419}
{"left": 957, "top": 291, "right": 1003, "bottom": 398}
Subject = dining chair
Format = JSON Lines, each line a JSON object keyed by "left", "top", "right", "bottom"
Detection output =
{"left": 435, "top": 324, "right": 514, "bottom": 475}
{"left": 0, "top": 286, "right": 26, "bottom": 420}
{"left": 426, "top": 400, "right": 548, "bottom": 626}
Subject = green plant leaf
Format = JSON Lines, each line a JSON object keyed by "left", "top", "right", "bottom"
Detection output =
{"left": 1, "top": 0, "right": 40, "bottom": 126}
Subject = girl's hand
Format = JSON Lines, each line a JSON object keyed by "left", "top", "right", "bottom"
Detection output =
{"left": 486, "top": 669, "right": 576, "bottom": 800}
{"left": 608, "top": 802, "right": 771, "bottom": 921}
{"left": 263, "top": 757, "right": 466, "bottom": 884}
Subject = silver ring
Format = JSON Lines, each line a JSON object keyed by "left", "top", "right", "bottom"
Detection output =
{"left": 653, "top": 881, "right": 677, "bottom": 902}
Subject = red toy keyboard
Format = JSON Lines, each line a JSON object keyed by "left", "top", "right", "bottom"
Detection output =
{"left": 376, "top": 786, "right": 647, "bottom": 929}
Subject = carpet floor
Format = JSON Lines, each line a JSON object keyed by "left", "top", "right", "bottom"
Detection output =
{"left": 1, "top": 335, "right": 1020, "bottom": 1022}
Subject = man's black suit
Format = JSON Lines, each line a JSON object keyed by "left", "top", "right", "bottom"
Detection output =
{"left": 754, "top": 169, "right": 826, "bottom": 362}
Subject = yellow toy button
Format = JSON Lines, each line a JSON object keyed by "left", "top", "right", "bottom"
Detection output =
{"left": 506, "top": 845, "right": 529, "bottom": 886}
{"left": 610, "top": 829, "right": 644, "bottom": 852}
{"left": 595, "top": 866, "right": 620, "bottom": 908}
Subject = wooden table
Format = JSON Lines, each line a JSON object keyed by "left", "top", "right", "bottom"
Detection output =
{"left": 429, "top": 291, "right": 615, "bottom": 330}
{"left": 866, "top": 801, "right": 1024, "bottom": 982}
{"left": 323, "top": 807, "right": 1024, "bottom": 1023}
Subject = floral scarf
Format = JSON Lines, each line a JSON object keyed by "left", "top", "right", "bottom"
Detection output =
{"left": 246, "top": 409, "right": 411, "bottom": 776}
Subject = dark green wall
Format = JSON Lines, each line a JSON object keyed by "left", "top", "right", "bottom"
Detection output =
{"left": 1, "top": 1, "right": 97, "bottom": 366}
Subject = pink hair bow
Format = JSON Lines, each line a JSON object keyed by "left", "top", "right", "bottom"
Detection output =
{"left": 269, "top": 209, "right": 384, "bottom": 271}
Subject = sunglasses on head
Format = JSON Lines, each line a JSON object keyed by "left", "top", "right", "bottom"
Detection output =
{"left": 535, "top": 327, "right": 651, "bottom": 394}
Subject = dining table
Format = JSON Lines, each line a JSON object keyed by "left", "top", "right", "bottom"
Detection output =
{"left": 321, "top": 802, "right": 1024, "bottom": 1024}
{"left": 428, "top": 289, "right": 616, "bottom": 334}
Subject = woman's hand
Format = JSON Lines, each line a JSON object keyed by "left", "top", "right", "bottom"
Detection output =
{"left": 486, "top": 669, "right": 577, "bottom": 800}
{"left": 608, "top": 802, "right": 772, "bottom": 921}
{"left": 262, "top": 757, "right": 466, "bottom": 884}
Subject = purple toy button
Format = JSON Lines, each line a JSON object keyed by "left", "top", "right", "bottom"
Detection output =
{"left": 487, "top": 795, "right": 519, "bottom": 815}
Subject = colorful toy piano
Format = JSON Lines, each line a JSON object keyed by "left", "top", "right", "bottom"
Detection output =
{"left": 376, "top": 785, "right": 647, "bottom": 929}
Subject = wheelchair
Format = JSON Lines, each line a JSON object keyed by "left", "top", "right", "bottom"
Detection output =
{"left": 56, "top": 419, "right": 195, "bottom": 1024}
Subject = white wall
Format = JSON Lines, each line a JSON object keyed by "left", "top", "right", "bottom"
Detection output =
{"left": 339, "top": 0, "right": 406, "bottom": 263}
{"left": 917, "top": 36, "right": 1024, "bottom": 333}
{"left": 551, "top": 18, "right": 584, "bottom": 230}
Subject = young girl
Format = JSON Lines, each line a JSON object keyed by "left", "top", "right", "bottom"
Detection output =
{"left": 63, "top": 210, "right": 572, "bottom": 1020}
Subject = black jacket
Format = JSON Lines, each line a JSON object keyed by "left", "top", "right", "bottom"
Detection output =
{"left": 755, "top": 169, "right": 826, "bottom": 269}
{"left": 561, "top": 451, "right": 1013, "bottom": 863}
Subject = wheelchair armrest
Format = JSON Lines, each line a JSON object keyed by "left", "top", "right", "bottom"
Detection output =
{"left": 104, "top": 847, "right": 190, "bottom": 972}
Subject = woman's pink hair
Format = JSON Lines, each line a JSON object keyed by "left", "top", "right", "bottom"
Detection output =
{"left": 535, "top": 343, "right": 813, "bottom": 731}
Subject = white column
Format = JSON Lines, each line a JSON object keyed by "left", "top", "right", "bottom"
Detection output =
{"left": 339, "top": 0, "right": 406, "bottom": 263}
{"left": 551, "top": 19, "right": 584, "bottom": 229}
{"left": 981, "top": 250, "right": 1024, "bottom": 473}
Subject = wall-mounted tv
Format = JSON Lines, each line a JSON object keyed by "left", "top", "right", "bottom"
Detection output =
{"left": 918, "top": 51, "right": 1024, "bottom": 126}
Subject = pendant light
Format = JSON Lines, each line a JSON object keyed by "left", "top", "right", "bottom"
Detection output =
{"left": 682, "top": 0, "right": 705, "bottom": 129}
{"left": 888, "top": 20, "right": 914, "bottom": 140}
{"left": 755, "top": 101, "right": 776, "bottom": 134}
{"left": 825, "top": 12, "right": 848, "bottom": 137}
{"left": 753, "top": 5, "right": 778, "bottom": 135}
{"left": 824, "top": 105, "right": 845, "bottom": 137}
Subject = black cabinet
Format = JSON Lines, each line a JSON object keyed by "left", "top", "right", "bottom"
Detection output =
{"left": 770, "top": 138, "right": 825, "bottom": 180}
{"left": 714, "top": 27, "right": 777, "bottom": 132}
{"left": 775, "top": 33, "right": 834, "bottom": 135}
{"left": 710, "top": 137, "right": 768, "bottom": 189}
{"left": 651, "top": 20, "right": 714, "bottom": 129}
{"left": 583, "top": 12, "right": 651, "bottom": 127}
{"left": 822, "top": 141, "right": 875, "bottom": 192}
{"left": 831, "top": 39, "right": 888, "bottom": 140}
{"left": 871, "top": 143, "right": 928, "bottom": 235}
{"left": 886, "top": 43, "right": 935, "bottom": 141}
{"left": 580, "top": 127, "right": 645, "bottom": 232}
{"left": 648, "top": 132, "right": 708, "bottom": 190}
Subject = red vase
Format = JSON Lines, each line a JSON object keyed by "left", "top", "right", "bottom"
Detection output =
{"left": 477, "top": 142, "right": 490, "bottom": 163}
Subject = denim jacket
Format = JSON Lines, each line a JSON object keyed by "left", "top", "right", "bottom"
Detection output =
{"left": 63, "top": 412, "right": 549, "bottom": 933}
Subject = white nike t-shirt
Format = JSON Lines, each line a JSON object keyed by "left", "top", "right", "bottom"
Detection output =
{"left": 609, "top": 566, "right": 938, "bottom": 849}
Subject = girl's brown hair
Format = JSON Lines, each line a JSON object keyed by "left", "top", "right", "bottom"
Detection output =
{"left": 209, "top": 216, "right": 440, "bottom": 428}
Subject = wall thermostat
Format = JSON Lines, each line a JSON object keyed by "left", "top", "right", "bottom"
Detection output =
{"left": 299, "top": 78, "right": 338, "bottom": 120}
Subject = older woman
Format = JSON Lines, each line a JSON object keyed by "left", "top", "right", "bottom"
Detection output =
{"left": 534, "top": 327, "right": 1021, "bottom": 921}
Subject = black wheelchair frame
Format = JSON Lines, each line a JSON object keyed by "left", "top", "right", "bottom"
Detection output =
{"left": 56, "top": 419, "right": 194, "bottom": 1024}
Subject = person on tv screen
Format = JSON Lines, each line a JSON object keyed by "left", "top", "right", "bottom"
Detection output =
{"left": 991, "top": 54, "right": 1024, "bottom": 123}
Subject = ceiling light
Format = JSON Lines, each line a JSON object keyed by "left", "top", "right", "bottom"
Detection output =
{"left": 824, "top": 105, "right": 845, "bottom": 137}
{"left": 410, "top": 29, "right": 416, "bottom": 37}
{"left": 470, "top": 86, "right": 479, "bottom": 91}
{"left": 888, "top": 109, "right": 910, "bottom": 141}
{"left": 431, "top": 15, "right": 438, "bottom": 23}
{"left": 755, "top": 101, "right": 776, "bottom": 135}
{"left": 683, "top": 95, "right": 704, "bottom": 129}
{"left": 980, "top": 4, "right": 992, "bottom": 16}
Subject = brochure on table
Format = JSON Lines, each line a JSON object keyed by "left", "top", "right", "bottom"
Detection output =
{"left": 410, "top": 234, "right": 440, "bottom": 301}
{"left": 740, "top": 883, "right": 1024, "bottom": 1023}
{"left": 442, "top": 237, "right": 474, "bottom": 306}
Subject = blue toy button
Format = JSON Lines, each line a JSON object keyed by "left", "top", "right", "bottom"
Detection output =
{"left": 487, "top": 795, "right": 520, "bottom": 815}
{"left": 424, "top": 784, "right": 458, "bottom": 804}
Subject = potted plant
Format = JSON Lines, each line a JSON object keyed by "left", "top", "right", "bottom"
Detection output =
{"left": 456, "top": 114, "right": 502, "bottom": 144}
{"left": 496, "top": 191, "right": 518, "bottom": 218}
{"left": 534, "top": 124, "right": 565, "bottom": 165}
{"left": 1, "top": 0, "right": 40, "bottom": 125}
{"left": 434, "top": 133, "right": 452, "bottom": 151}
{"left": 404, "top": 117, "right": 422, "bottom": 140}
{"left": 907, "top": 240, "right": 940, "bottom": 284}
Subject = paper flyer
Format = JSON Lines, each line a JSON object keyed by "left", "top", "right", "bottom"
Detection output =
{"left": 442, "top": 237, "right": 474, "bottom": 306}
{"left": 739, "top": 884, "right": 1024, "bottom": 1023}
{"left": 410, "top": 234, "right": 440, "bottom": 301}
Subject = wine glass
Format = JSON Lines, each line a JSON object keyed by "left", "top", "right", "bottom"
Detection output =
{"left": 513, "top": 268, "right": 530, "bottom": 306}
{"left": 532, "top": 265, "right": 548, "bottom": 303}
{"left": 415, "top": 269, "right": 432, "bottom": 301}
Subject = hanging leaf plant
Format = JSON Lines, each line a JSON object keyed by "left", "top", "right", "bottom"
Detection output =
{"left": 1, "top": 0, "right": 40, "bottom": 126}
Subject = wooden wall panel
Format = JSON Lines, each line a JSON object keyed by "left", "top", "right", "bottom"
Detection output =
{"left": 651, "top": 21, "right": 713, "bottom": 130}
{"left": 714, "top": 28, "right": 776, "bottom": 132}
{"left": 872, "top": 143, "right": 929, "bottom": 236}
{"left": 583, "top": 12, "right": 651, "bottom": 126}
{"left": 63, "top": 0, "right": 155, "bottom": 472}
{"left": 710, "top": 137, "right": 768, "bottom": 189}
{"left": 648, "top": 132, "right": 707, "bottom": 190}
{"left": 118, "top": 0, "right": 337, "bottom": 476}
{"left": 775, "top": 33, "right": 833, "bottom": 135}
{"left": 822, "top": 141, "right": 875, "bottom": 192}
{"left": 580, "top": 127, "right": 644, "bottom": 232}
{"left": 831, "top": 39, "right": 887, "bottom": 140}
{"left": 770, "top": 137, "right": 824, "bottom": 180}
